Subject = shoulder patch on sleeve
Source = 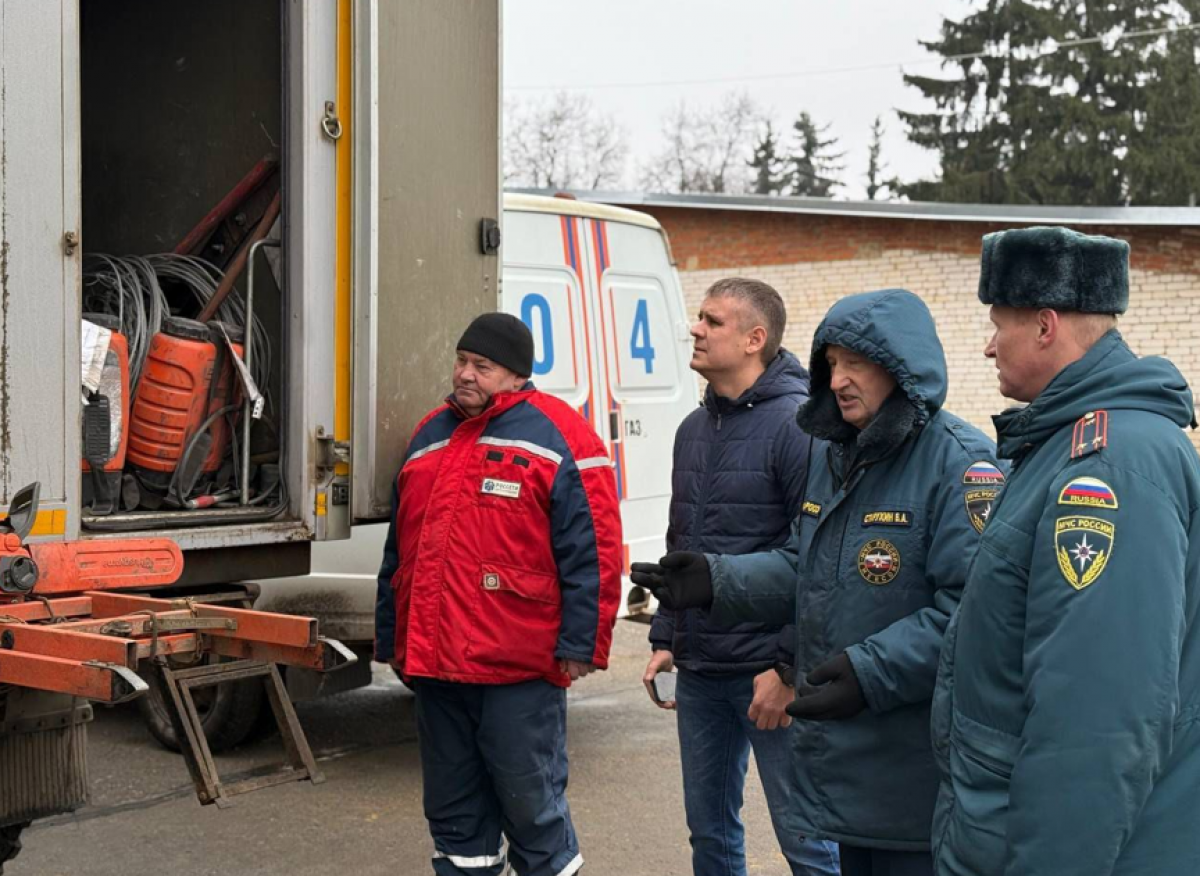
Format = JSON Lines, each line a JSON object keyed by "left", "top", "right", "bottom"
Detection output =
{"left": 963, "top": 460, "right": 1005, "bottom": 486}
{"left": 1070, "top": 410, "right": 1109, "bottom": 459}
{"left": 965, "top": 488, "right": 998, "bottom": 534}
{"left": 1058, "top": 476, "right": 1118, "bottom": 510}
{"left": 1055, "top": 515, "right": 1115, "bottom": 590}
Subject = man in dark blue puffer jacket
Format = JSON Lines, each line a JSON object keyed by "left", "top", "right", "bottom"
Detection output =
{"left": 644, "top": 278, "right": 839, "bottom": 876}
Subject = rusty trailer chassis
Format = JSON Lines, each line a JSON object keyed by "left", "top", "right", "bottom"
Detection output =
{"left": 0, "top": 485, "right": 355, "bottom": 843}
{"left": 0, "top": 590, "right": 354, "bottom": 811}
{"left": 0, "top": 591, "right": 354, "bottom": 705}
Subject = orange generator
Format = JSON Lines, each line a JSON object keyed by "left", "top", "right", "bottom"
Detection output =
{"left": 127, "top": 317, "right": 243, "bottom": 505}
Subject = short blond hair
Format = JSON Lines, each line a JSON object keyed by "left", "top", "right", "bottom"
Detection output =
{"left": 1064, "top": 311, "right": 1118, "bottom": 349}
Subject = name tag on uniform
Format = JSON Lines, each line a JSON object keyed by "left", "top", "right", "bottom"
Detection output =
{"left": 862, "top": 510, "right": 911, "bottom": 527}
{"left": 481, "top": 478, "right": 521, "bottom": 499}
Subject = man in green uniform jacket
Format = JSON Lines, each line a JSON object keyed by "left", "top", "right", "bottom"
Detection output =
{"left": 933, "top": 227, "right": 1200, "bottom": 876}
{"left": 635, "top": 289, "right": 1001, "bottom": 876}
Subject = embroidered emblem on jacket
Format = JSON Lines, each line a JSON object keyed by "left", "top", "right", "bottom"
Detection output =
{"left": 965, "top": 488, "right": 999, "bottom": 534}
{"left": 1058, "top": 476, "right": 1118, "bottom": 509}
{"left": 858, "top": 539, "right": 901, "bottom": 585}
{"left": 801, "top": 501, "right": 822, "bottom": 518}
{"left": 1055, "top": 516, "right": 1114, "bottom": 590}
{"left": 482, "top": 572, "right": 501, "bottom": 590}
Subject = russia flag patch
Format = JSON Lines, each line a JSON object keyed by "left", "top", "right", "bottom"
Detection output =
{"left": 963, "top": 461, "right": 1006, "bottom": 486}
{"left": 1058, "top": 476, "right": 1118, "bottom": 510}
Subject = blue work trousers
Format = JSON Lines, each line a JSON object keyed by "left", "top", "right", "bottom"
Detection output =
{"left": 675, "top": 668, "right": 841, "bottom": 876}
{"left": 413, "top": 678, "right": 582, "bottom": 876}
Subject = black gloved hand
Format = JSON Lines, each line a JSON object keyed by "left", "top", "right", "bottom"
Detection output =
{"left": 785, "top": 652, "right": 867, "bottom": 721}
{"left": 630, "top": 551, "right": 713, "bottom": 611}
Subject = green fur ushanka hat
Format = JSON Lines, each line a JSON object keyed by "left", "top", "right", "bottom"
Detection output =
{"left": 978, "top": 226, "right": 1130, "bottom": 315}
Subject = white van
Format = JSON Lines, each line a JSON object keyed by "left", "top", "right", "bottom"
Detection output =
{"left": 255, "top": 193, "right": 697, "bottom": 649}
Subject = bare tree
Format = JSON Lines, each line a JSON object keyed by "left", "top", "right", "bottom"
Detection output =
{"left": 504, "top": 92, "right": 629, "bottom": 190}
{"left": 639, "top": 102, "right": 701, "bottom": 193}
{"left": 640, "top": 92, "right": 762, "bottom": 194}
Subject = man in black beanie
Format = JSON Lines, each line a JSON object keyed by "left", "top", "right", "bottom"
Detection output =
{"left": 375, "top": 311, "right": 622, "bottom": 876}
{"left": 450, "top": 312, "right": 537, "bottom": 414}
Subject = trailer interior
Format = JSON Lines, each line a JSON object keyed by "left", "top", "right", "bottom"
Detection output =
{"left": 77, "top": 0, "right": 294, "bottom": 544}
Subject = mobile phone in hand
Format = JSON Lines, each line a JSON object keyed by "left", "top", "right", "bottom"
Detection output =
{"left": 651, "top": 670, "right": 677, "bottom": 705}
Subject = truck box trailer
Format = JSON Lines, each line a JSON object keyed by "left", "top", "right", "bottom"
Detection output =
{"left": 0, "top": 0, "right": 502, "bottom": 862}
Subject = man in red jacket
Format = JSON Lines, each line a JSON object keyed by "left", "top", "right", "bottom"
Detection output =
{"left": 375, "top": 312, "right": 622, "bottom": 876}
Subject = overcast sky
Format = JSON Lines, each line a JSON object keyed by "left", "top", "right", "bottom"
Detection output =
{"left": 504, "top": 0, "right": 969, "bottom": 200}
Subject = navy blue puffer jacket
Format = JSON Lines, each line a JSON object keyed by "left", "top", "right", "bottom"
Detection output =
{"left": 648, "top": 351, "right": 811, "bottom": 672}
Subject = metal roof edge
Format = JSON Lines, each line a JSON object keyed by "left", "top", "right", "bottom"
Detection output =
{"left": 515, "top": 188, "right": 1200, "bottom": 227}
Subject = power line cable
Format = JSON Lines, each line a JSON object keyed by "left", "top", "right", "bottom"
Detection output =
{"left": 505, "top": 21, "right": 1200, "bottom": 92}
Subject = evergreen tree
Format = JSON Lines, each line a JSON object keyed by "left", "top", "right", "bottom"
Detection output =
{"left": 788, "top": 112, "right": 844, "bottom": 197}
{"left": 866, "top": 116, "right": 888, "bottom": 201}
{"left": 748, "top": 121, "right": 788, "bottom": 195}
{"left": 1126, "top": 27, "right": 1200, "bottom": 205}
{"left": 898, "top": 1, "right": 1200, "bottom": 205}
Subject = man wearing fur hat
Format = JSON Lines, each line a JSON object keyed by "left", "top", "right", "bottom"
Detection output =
{"left": 634, "top": 289, "right": 1000, "bottom": 876}
{"left": 932, "top": 227, "right": 1200, "bottom": 876}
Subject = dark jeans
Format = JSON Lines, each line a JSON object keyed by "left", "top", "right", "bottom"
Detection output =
{"left": 838, "top": 845, "right": 932, "bottom": 876}
{"left": 675, "top": 668, "right": 841, "bottom": 876}
{"left": 413, "top": 678, "right": 581, "bottom": 876}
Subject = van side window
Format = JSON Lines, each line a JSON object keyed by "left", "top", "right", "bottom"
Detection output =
{"left": 506, "top": 267, "right": 587, "bottom": 403}
{"left": 604, "top": 276, "right": 678, "bottom": 393}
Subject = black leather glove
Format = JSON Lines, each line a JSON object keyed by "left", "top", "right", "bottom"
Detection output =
{"left": 630, "top": 551, "right": 713, "bottom": 611}
{"left": 786, "top": 652, "right": 867, "bottom": 721}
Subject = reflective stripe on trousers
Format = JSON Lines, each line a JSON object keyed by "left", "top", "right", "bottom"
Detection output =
{"left": 432, "top": 848, "right": 584, "bottom": 876}
{"left": 433, "top": 849, "right": 506, "bottom": 869}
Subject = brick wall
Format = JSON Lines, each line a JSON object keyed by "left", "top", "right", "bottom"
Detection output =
{"left": 637, "top": 206, "right": 1200, "bottom": 446}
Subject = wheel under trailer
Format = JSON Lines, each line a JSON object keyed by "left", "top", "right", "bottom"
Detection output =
{"left": 0, "top": 485, "right": 355, "bottom": 869}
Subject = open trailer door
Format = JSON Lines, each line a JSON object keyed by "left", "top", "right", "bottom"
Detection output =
{"left": 0, "top": 0, "right": 81, "bottom": 542}
{"left": 350, "top": 0, "right": 502, "bottom": 522}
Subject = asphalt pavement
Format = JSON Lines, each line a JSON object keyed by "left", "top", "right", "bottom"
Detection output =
{"left": 12, "top": 622, "right": 796, "bottom": 876}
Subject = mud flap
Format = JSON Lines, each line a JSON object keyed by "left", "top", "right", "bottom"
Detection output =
{"left": 0, "top": 822, "right": 29, "bottom": 874}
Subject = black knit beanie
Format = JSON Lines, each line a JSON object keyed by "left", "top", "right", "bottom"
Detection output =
{"left": 456, "top": 312, "right": 535, "bottom": 377}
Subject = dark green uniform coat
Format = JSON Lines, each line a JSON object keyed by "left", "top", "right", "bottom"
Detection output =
{"left": 709, "top": 290, "right": 1001, "bottom": 850}
{"left": 933, "top": 330, "right": 1200, "bottom": 875}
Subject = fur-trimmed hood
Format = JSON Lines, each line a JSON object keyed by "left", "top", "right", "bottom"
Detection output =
{"left": 797, "top": 289, "right": 947, "bottom": 450}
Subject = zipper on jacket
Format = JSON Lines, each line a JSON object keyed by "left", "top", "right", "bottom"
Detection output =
{"left": 691, "top": 416, "right": 722, "bottom": 550}
{"left": 680, "top": 412, "right": 726, "bottom": 668}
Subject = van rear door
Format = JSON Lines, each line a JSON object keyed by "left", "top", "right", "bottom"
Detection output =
{"left": 576, "top": 219, "right": 696, "bottom": 569}
{"left": 502, "top": 202, "right": 696, "bottom": 576}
